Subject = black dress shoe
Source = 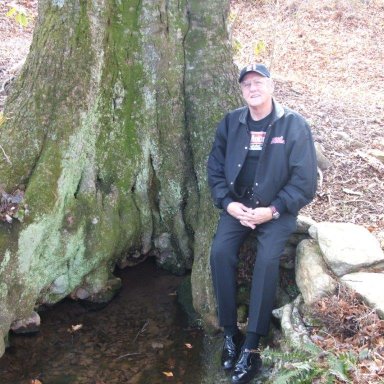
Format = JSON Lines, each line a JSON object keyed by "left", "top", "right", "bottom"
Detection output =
{"left": 221, "top": 332, "right": 244, "bottom": 370}
{"left": 231, "top": 349, "right": 262, "bottom": 384}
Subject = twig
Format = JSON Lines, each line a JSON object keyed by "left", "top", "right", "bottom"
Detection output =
{"left": 133, "top": 320, "right": 149, "bottom": 343}
{"left": 357, "top": 151, "right": 384, "bottom": 174}
{"left": 317, "top": 167, "right": 323, "bottom": 189}
{"left": 114, "top": 352, "right": 142, "bottom": 361}
{"left": 0, "top": 144, "right": 11, "bottom": 165}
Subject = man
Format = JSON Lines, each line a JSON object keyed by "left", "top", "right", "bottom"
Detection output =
{"left": 207, "top": 64, "right": 317, "bottom": 384}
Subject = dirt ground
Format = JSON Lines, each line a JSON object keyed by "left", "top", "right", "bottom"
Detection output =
{"left": 1, "top": 0, "right": 383, "bottom": 236}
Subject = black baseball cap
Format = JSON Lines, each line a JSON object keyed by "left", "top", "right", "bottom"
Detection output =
{"left": 238, "top": 64, "right": 270, "bottom": 82}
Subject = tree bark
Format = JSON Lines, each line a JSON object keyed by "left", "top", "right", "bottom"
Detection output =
{"left": 0, "top": 0, "right": 241, "bottom": 355}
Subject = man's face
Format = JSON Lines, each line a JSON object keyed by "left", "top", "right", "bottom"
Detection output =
{"left": 240, "top": 72, "right": 274, "bottom": 109}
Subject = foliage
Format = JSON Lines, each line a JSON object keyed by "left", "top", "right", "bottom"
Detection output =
{"left": 262, "top": 341, "right": 356, "bottom": 384}
{"left": 5, "top": 2, "right": 30, "bottom": 27}
{"left": 253, "top": 40, "right": 266, "bottom": 57}
{"left": 305, "top": 284, "right": 384, "bottom": 383}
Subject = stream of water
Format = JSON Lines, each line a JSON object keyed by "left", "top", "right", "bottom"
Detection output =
{"left": 0, "top": 260, "right": 203, "bottom": 384}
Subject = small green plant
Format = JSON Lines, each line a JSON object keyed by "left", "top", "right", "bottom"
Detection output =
{"left": 232, "top": 39, "right": 243, "bottom": 55}
{"left": 253, "top": 40, "right": 267, "bottom": 57}
{"left": 6, "top": 2, "right": 30, "bottom": 27}
{"left": 262, "top": 342, "right": 356, "bottom": 384}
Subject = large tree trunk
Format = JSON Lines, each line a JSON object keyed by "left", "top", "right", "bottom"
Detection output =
{"left": 0, "top": 0, "right": 241, "bottom": 355}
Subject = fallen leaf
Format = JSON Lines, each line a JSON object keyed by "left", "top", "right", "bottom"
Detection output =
{"left": 68, "top": 324, "right": 83, "bottom": 333}
{"left": 184, "top": 343, "right": 193, "bottom": 349}
{"left": 162, "top": 371, "right": 174, "bottom": 377}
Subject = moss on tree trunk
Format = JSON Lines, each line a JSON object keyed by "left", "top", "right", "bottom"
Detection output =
{"left": 0, "top": 0, "right": 241, "bottom": 356}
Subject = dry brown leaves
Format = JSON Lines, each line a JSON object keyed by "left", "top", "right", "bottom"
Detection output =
{"left": 307, "top": 284, "right": 384, "bottom": 383}
{"left": 230, "top": 0, "right": 384, "bottom": 235}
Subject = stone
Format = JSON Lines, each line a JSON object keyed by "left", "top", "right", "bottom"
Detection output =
{"left": 296, "top": 215, "right": 316, "bottom": 234}
{"left": 11, "top": 311, "right": 41, "bottom": 334}
{"left": 272, "top": 295, "right": 312, "bottom": 347}
{"left": 368, "top": 149, "right": 384, "bottom": 164}
{"left": 341, "top": 272, "right": 384, "bottom": 319}
{"left": 50, "top": 274, "right": 69, "bottom": 294}
{"left": 335, "top": 131, "right": 351, "bottom": 142}
{"left": 377, "top": 230, "right": 384, "bottom": 250}
{"left": 295, "top": 239, "right": 337, "bottom": 304}
{"left": 313, "top": 222, "right": 384, "bottom": 276}
{"left": 314, "top": 142, "right": 331, "bottom": 170}
{"left": 72, "top": 287, "right": 90, "bottom": 300}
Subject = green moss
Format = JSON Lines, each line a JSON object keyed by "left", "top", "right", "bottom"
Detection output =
{"left": 95, "top": 0, "right": 144, "bottom": 191}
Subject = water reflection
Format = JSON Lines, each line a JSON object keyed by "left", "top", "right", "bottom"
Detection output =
{"left": 0, "top": 259, "right": 203, "bottom": 384}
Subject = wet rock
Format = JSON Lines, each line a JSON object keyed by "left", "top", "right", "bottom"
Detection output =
{"left": 11, "top": 311, "right": 40, "bottom": 334}
{"left": 71, "top": 276, "right": 122, "bottom": 303}
{"left": 117, "top": 250, "right": 148, "bottom": 269}
{"left": 154, "top": 233, "right": 186, "bottom": 275}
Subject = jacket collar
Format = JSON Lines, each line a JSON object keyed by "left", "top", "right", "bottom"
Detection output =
{"left": 239, "top": 99, "right": 284, "bottom": 125}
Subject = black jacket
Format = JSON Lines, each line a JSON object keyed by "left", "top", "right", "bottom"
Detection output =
{"left": 207, "top": 100, "right": 317, "bottom": 216}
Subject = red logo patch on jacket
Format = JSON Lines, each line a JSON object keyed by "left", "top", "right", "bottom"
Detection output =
{"left": 271, "top": 136, "right": 285, "bottom": 144}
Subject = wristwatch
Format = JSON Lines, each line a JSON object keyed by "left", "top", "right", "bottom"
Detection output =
{"left": 269, "top": 205, "right": 280, "bottom": 220}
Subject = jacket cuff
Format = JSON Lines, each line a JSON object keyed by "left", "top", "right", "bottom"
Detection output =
{"left": 270, "top": 198, "right": 286, "bottom": 215}
{"left": 222, "top": 197, "right": 234, "bottom": 211}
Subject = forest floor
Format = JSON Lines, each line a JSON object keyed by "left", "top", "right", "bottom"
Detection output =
{"left": 230, "top": 0, "right": 384, "bottom": 238}
{"left": 229, "top": 1, "right": 384, "bottom": 382}
{"left": 1, "top": 0, "right": 384, "bottom": 382}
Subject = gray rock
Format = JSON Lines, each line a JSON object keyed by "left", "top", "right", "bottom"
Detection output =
{"left": 335, "top": 131, "right": 352, "bottom": 142}
{"left": 368, "top": 149, "right": 384, "bottom": 164}
{"left": 296, "top": 215, "right": 316, "bottom": 234}
{"left": 314, "top": 142, "right": 331, "bottom": 170}
{"left": 376, "top": 230, "right": 384, "bottom": 250}
{"left": 272, "top": 295, "right": 312, "bottom": 347}
{"left": 313, "top": 222, "right": 384, "bottom": 276}
{"left": 308, "top": 224, "right": 318, "bottom": 240}
{"left": 295, "top": 239, "right": 337, "bottom": 304}
{"left": 341, "top": 272, "right": 384, "bottom": 319}
{"left": 50, "top": 274, "right": 69, "bottom": 294}
{"left": 11, "top": 311, "right": 40, "bottom": 334}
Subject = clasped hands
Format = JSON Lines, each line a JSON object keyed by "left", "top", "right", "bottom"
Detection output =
{"left": 227, "top": 202, "right": 273, "bottom": 229}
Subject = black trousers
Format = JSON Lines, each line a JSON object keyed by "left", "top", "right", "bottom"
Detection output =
{"left": 210, "top": 208, "right": 297, "bottom": 335}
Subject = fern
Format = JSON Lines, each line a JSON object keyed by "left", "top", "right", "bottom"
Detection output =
{"left": 262, "top": 341, "right": 356, "bottom": 384}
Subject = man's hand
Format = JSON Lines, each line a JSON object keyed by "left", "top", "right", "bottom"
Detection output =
{"left": 247, "top": 207, "right": 273, "bottom": 225}
{"left": 227, "top": 202, "right": 257, "bottom": 229}
{"left": 227, "top": 203, "right": 273, "bottom": 229}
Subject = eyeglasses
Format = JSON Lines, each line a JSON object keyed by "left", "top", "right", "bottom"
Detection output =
{"left": 241, "top": 80, "right": 265, "bottom": 89}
